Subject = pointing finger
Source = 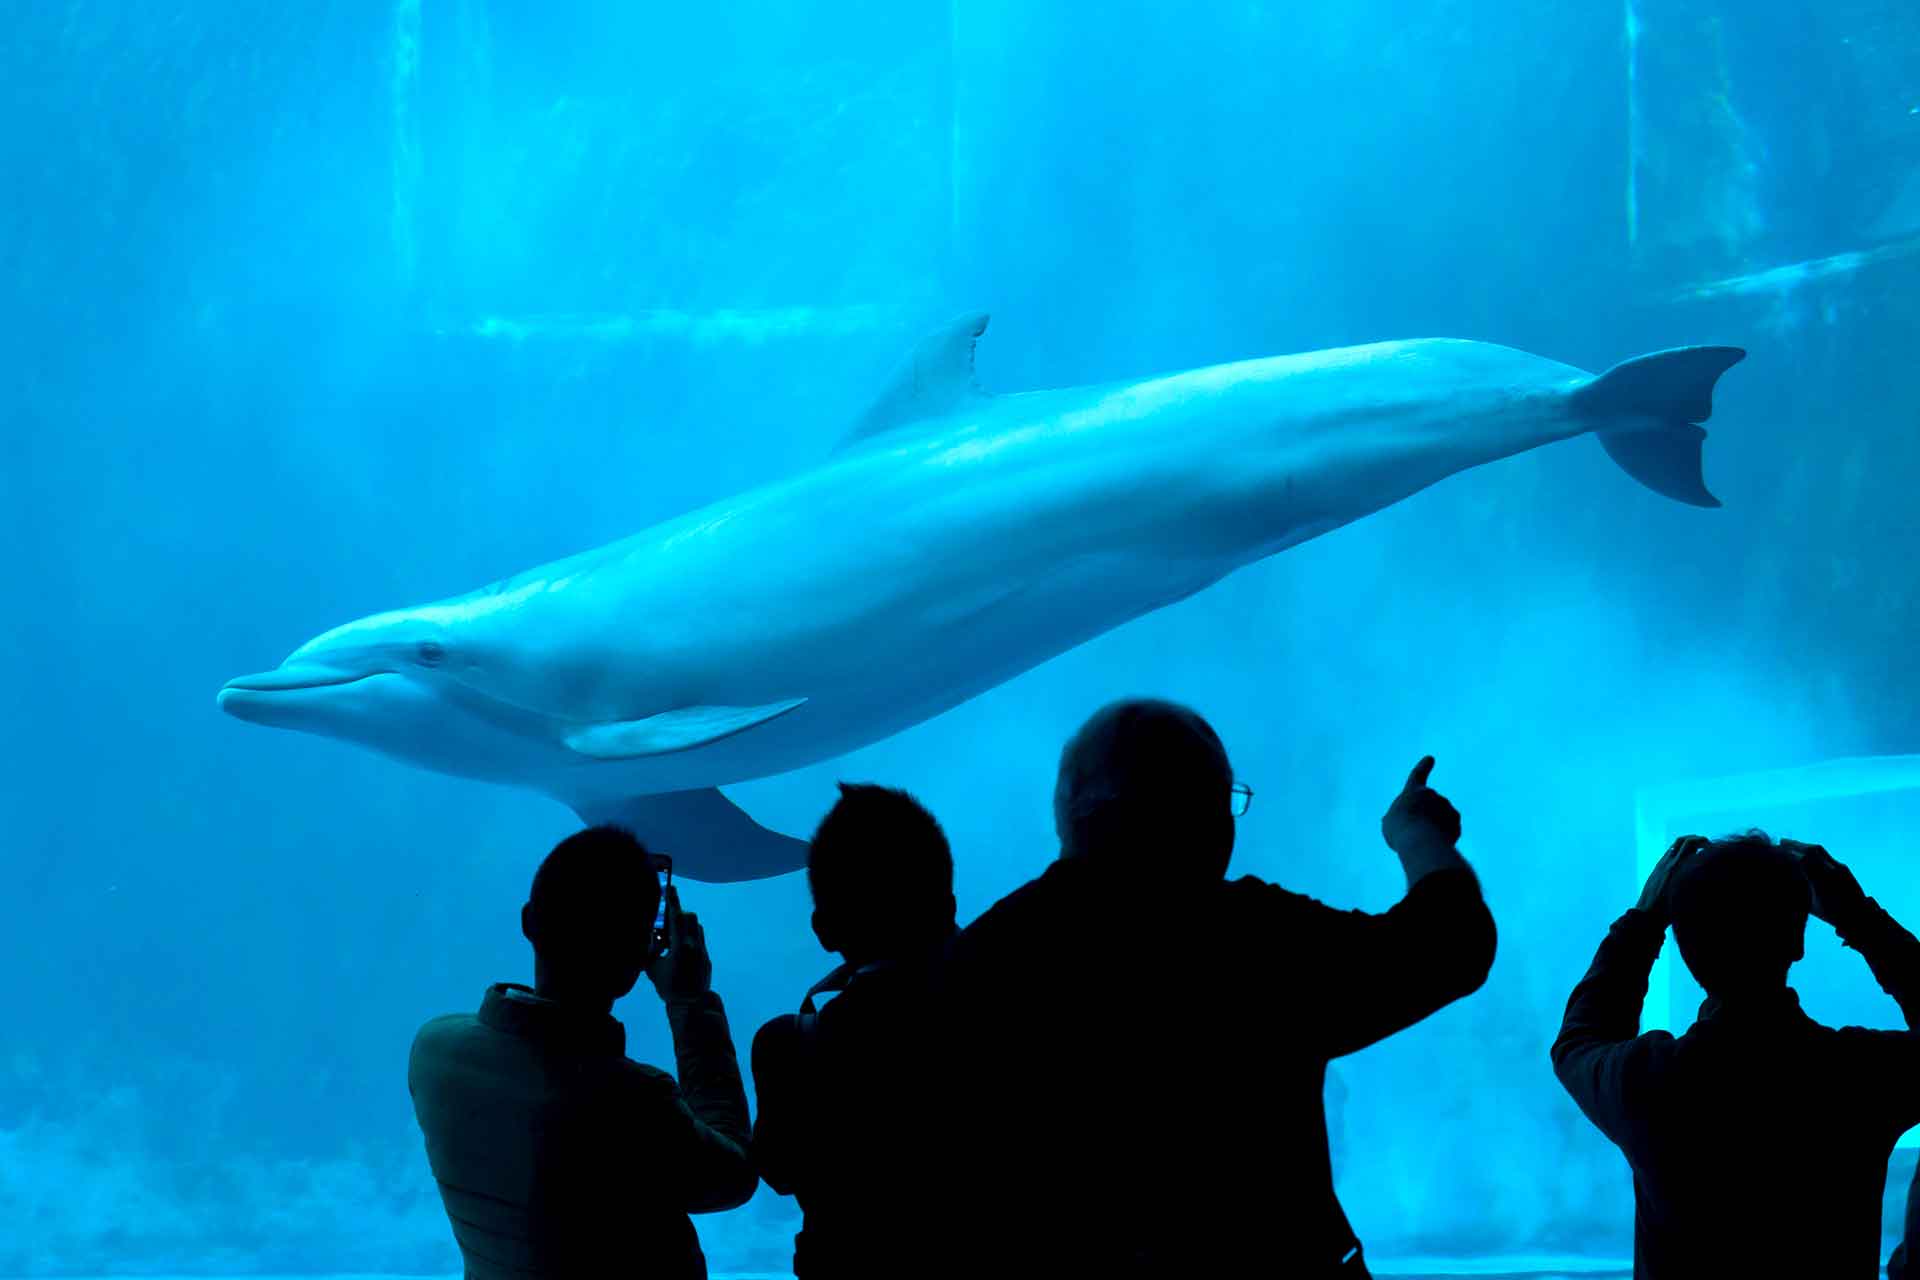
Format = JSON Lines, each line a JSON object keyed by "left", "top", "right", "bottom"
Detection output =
{"left": 1407, "top": 756, "right": 1435, "bottom": 791}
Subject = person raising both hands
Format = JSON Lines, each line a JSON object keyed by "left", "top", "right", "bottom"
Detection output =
{"left": 1553, "top": 831, "right": 1920, "bottom": 1280}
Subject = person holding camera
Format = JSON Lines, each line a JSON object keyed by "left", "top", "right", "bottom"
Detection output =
{"left": 1552, "top": 833, "right": 1920, "bottom": 1279}
{"left": 942, "top": 699, "right": 1498, "bottom": 1278}
{"left": 408, "top": 825, "right": 756, "bottom": 1279}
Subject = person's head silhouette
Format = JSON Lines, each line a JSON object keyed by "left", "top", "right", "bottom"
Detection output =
{"left": 809, "top": 783, "right": 956, "bottom": 967}
{"left": 1054, "top": 698, "right": 1236, "bottom": 881}
{"left": 1670, "top": 832, "right": 1810, "bottom": 998}
{"left": 520, "top": 825, "right": 662, "bottom": 1010}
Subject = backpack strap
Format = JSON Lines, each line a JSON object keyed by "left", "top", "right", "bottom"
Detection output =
{"left": 794, "top": 961, "right": 855, "bottom": 1043}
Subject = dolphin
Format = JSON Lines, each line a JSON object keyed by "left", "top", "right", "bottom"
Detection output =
{"left": 219, "top": 314, "right": 1744, "bottom": 880}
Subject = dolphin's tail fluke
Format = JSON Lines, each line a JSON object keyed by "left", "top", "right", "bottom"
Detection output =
{"left": 1572, "top": 345, "right": 1746, "bottom": 509}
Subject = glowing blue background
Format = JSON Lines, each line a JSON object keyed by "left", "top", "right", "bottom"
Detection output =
{"left": 5, "top": 0, "right": 1918, "bottom": 1272}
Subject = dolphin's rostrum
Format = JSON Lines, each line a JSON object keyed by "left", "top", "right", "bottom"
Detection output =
{"left": 219, "top": 314, "right": 1744, "bottom": 880}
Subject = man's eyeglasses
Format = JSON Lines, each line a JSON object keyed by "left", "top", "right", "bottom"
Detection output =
{"left": 1230, "top": 782, "right": 1253, "bottom": 818}
{"left": 647, "top": 852, "right": 673, "bottom": 958}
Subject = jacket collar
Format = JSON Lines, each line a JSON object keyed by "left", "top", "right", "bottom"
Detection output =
{"left": 477, "top": 982, "right": 626, "bottom": 1056}
{"left": 801, "top": 933, "right": 956, "bottom": 1013}
{"left": 1696, "top": 985, "right": 1809, "bottom": 1028}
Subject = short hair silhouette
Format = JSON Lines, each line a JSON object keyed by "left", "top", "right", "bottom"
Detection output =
{"left": 1054, "top": 698, "right": 1234, "bottom": 873}
{"left": 1670, "top": 831, "right": 1810, "bottom": 995}
{"left": 524, "top": 825, "right": 662, "bottom": 974}
{"left": 808, "top": 783, "right": 954, "bottom": 961}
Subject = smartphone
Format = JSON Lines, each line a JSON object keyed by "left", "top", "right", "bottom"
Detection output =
{"left": 650, "top": 854, "right": 674, "bottom": 958}
{"left": 651, "top": 894, "right": 670, "bottom": 958}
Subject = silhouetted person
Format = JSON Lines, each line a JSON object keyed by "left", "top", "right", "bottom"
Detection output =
{"left": 944, "top": 699, "right": 1497, "bottom": 1277}
{"left": 751, "top": 783, "right": 959, "bottom": 1279}
{"left": 1553, "top": 833, "right": 1920, "bottom": 1279}
{"left": 408, "top": 825, "right": 756, "bottom": 1279}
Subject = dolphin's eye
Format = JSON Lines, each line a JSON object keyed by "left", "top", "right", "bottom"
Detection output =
{"left": 417, "top": 640, "right": 447, "bottom": 667}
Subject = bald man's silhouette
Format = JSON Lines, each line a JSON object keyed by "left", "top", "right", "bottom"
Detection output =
{"left": 943, "top": 699, "right": 1498, "bottom": 1277}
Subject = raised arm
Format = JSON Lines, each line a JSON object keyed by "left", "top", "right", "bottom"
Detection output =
{"left": 657, "top": 990, "right": 757, "bottom": 1211}
{"left": 645, "top": 889, "right": 756, "bottom": 1213}
{"left": 1789, "top": 841, "right": 1920, "bottom": 1028}
{"left": 1278, "top": 866, "right": 1497, "bottom": 1060}
{"left": 1549, "top": 836, "right": 1699, "bottom": 1145}
{"left": 1835, "top": 899, "right": 1920, "bottom": 1028}
{"left": 1549, "top": 909, "right": 1669, "bottom": 1142}
{"left": 1269, "top": 757, "right": 1496, "bottom": 1060}
{"left": 1788, "top": 841, "right": 1920, "bottom": 1139}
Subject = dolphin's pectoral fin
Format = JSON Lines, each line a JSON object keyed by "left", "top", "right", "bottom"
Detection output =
{"left": 562, "top": 697, "right": 807, "bottom": 760}
{"left": 838, "top": 311, "right": 992, "bottom": 452}
{"left": 564, "top": 788, "right": 809, "bottom": 882}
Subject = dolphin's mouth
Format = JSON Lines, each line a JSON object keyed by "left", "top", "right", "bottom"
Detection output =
{"left": 221, "top": 664, "right": 373, "bottom": 695}
{"left": 216, "top": 664, "right": 389, "bottom": 725}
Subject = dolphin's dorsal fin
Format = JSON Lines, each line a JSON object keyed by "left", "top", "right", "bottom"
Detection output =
{"left": 840, "top": 311, "right": 991, "bottom": 451}
{"left": 562, "top": 697, "right": 807, "bottom": 760}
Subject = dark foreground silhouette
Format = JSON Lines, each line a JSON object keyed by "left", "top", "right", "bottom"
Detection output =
{"left": 941, "top": 699, "right": 1498, "bottom": 1277}
{"left": 407, "top": 827, "right": 754, "bottom": 1280}
{"left": 1554, "top": 833, "right": 1920, "bottom": 1279}
{"left": 751, "top": 783, "right": 959, "bottom": 1279}
{"left": 1896, "top": 1163, "right": 1920, "bottom": 1280}
{"left": 398, "top": 706, "right": 1916, "bottom": 1278}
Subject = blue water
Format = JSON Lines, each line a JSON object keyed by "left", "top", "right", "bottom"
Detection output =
{"left": 6, "top": 0, "right": 1919, "bottom": 1273}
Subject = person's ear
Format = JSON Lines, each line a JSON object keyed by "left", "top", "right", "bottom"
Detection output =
{"left": 1203, "top": 809, "right": 1234, "bottom": 879}
{"left": 946, "top": 892, "right": 958, "bottom": 926}
{"left": 811, "top": 907, "right": 839, "bottom": 954}
{"left": 521, "top": 902, "right": 536, "bottom": 946}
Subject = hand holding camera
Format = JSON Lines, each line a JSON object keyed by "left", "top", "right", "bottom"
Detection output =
{"left": 646, "top": 885, "right": 714, "bottom": 1002}
{"left": 1635, "top": 835, "right": 1708, "bottom": 927}
{"left": 1780, "top": 839, "right": 1868, "bottom": 928}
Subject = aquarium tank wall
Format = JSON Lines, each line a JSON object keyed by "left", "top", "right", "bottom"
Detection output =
{"left": 4, "top": 0, "right": 1918, "bottom": 1273}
